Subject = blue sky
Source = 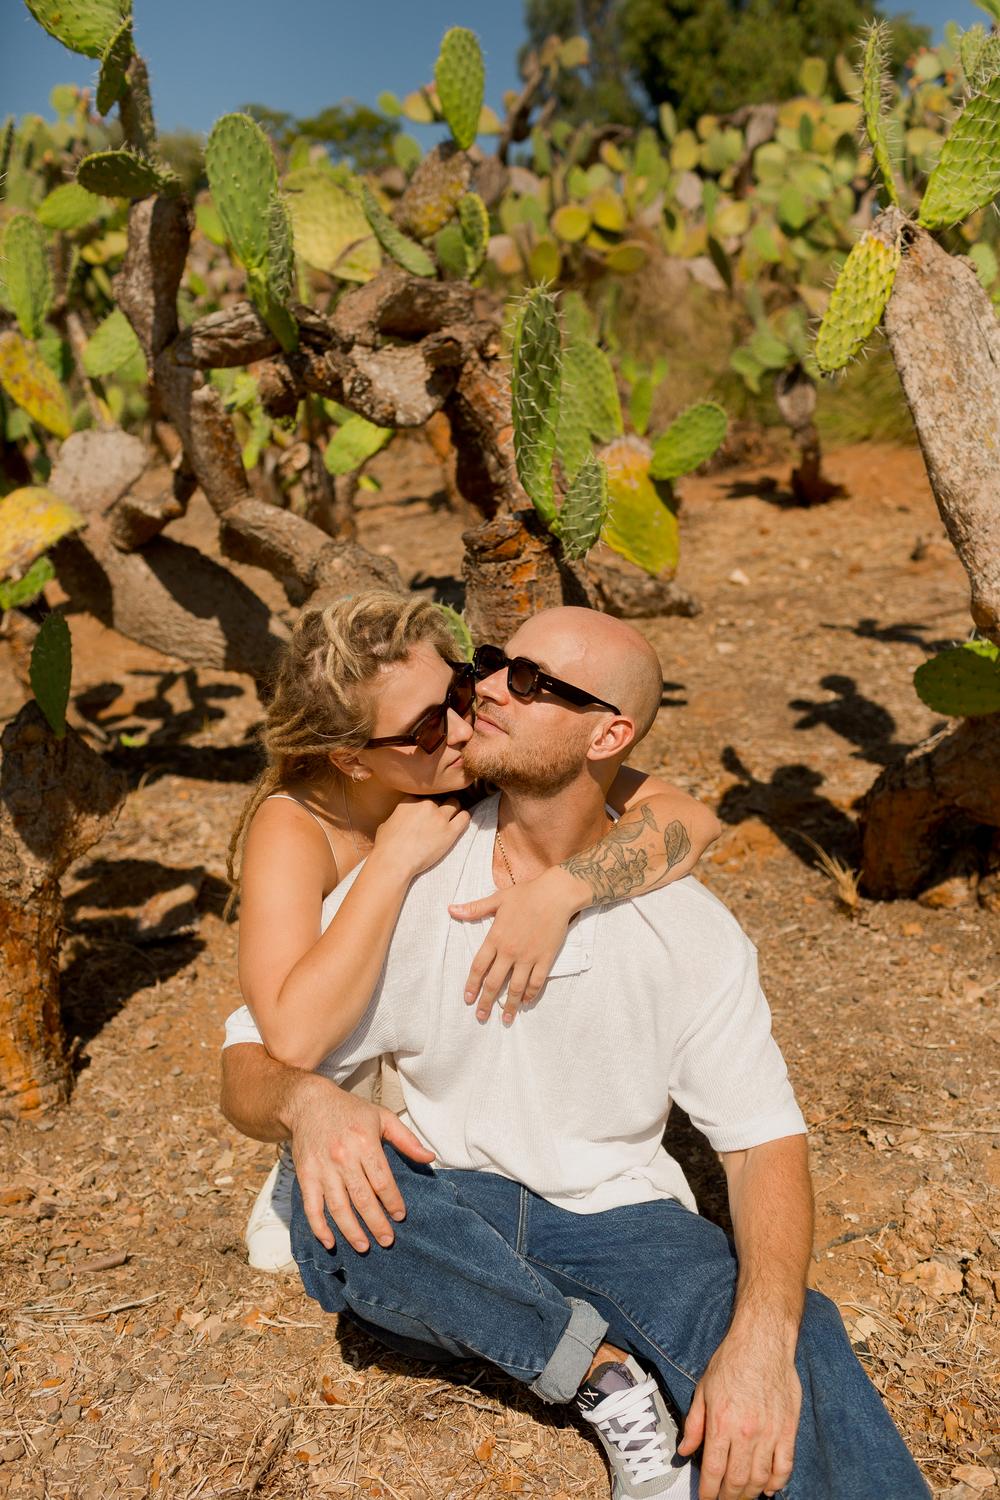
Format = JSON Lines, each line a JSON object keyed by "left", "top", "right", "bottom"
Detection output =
{"left": 1, "top": 1, "right": 987, "bottom": 135}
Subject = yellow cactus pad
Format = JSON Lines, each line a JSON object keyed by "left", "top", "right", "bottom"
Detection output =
{"left": 0, "top": 486, "right": 85, "bottom": 580}
{"left": 600, "top": 436, "right": 680, "bottom": 577}
{"left": 815, "top": 231, "right": 900, "bottom": 374}
{"left": 0, "top": 331, "right": 73, "bottom": 438}
{"left": 284, "top": 169, "right": 380, "bottom": 282}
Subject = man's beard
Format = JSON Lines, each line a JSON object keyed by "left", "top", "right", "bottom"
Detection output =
{"left": 461, "top": 720, "right": 588, "bottom": 796}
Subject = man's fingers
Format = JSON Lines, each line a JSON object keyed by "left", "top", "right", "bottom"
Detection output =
{"left": 450, "top": 892, "right": 501, "bottom": 922}
{"left": 299, "top": 1176, "right": 337, "bottom": 1250}
{"left": 763, "top": 1436, "right": 796, "bottom": 1495}
{"left": 342, "top": 1172, "right": 396, "bottom": 1248}
{"left": 381, "top": 1110, "right": 435, "bottom": 1165}
{"left": 697, "top": 1435, "right": 730, "bottom": 1500}
{"left": 325, "top": 1189, "right": 371, "bottom": 1254}
{"left": 678, "top": 1387, "right": 705, "bottom": 1456}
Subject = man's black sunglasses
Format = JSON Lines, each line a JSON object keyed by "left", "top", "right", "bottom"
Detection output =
{"left": 365, "top": 661, "right": 476, "bottom": 754}
{"left": 472, "top": 645, "right": 620, "bottom": 716}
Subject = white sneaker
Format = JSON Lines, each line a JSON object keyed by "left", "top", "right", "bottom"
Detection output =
{"left": 576, "top": 1355, "right": 694, "bottom": 1497}
{"left": 245, "top": 1156, "right": 297, "bottom": 1273}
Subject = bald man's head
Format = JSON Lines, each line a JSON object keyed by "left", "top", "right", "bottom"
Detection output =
{"left": 509, "top": 608, "right": 663, "bottom": 746}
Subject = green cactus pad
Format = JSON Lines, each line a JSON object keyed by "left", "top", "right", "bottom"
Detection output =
{"left": 629, "top": 373, "right": 654, "bottom": 437}
{"left": 77, "top": 149, "right": 166, "bottom": 199}
{"left": 815, "top": 230, "right": 900, "bottom": 373}
{"left": 557, "top": 453, "right": 608, "bottom": 561}
{"left": 284, "top": 168, "right": 379, "bottom": 282}
{"left": 29, "top": 608, "right": 72, "bottom": 739}
{"left": 361, "top": 184, "right": 435, "bottom": 277}
{"left": 913, "top": 641, "right": 1000, "bottom": 718}
{"left": 3, "top": 214, "right": 53, "bottom": 340}
{"left": 25, "top": 0, "right": 128, "bottom": 59}
{"left": 36, "top": 180, "right": 103, "bottom": 231}
{"left": 918, "top": 77, "right": 1000, "bottom": 230}
{"left": 649, "top": 402, "right": 727, "bottom": 481}
{"left": 0, "top": 331, "right": 72, "bottom": 438}
{"left": 399, "top": 143, "right": 471, "bottom": 240}
{"left": 0, "top": 554, "right": 55, "bottom": 612}
{"left": 205, "top": 114, "right": 277, "bottom": 271}
{"left": 600, "top": 436, "right": 679, "bottom": 577}
{"left": 561, "top": 340, "right": 622, "bottom": 445}
{"left": 511, "top": 285, "right": 562, "bottom": 526}
{"left": 434, "top": 603, "right": 474, "bottom": 662}
{"left": 253, "top": 191, "right": 298, "bottom": 353}
{"left": 458, "top": 192, "right": 489, "bottom": 273}
{"left": 434, "top": 222, "right": 469, "bottom": 278}
{"left": 82, "top": 307, "right": 143, "bottom": 378}
{"left": 434, "top": 27, "right": 485, "bottom": 151}
{"left": 324, "top": 415, "right": 393, "bottom": 476}
{"left": 96, "top": 14, "right": 133, "bottom": 115}
{"left": 861, "top": 23, "right": 900, "bottom": 206}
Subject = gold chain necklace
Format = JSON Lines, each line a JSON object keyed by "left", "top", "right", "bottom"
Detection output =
{"left": 495, "top": 829, "right": 516, "bottom": 886}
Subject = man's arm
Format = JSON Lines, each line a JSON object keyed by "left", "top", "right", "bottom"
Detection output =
{"left": 677, "top": 1134, "right": 813, "bottom": 1500}
{"left": 220, "top": 1043, "right": 434, "bottom": 1254}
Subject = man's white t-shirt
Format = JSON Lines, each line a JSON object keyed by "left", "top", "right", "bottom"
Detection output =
{"left": 224, "top": 796, "right": 806, "bottom": 1214}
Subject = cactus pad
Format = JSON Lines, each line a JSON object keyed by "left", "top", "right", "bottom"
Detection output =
{"left": 913, "top": 641, "right": 1000, "bottom": 717}
{"left": 0, "top": 485, "right": 84, "bottom": 579}
{"left": 562, "top": 340, "right": 623, "bottom": 446}
{"left": 557, "top": 453, "right": 608, "bottom": 561}
{"left": 82, "top": 307, "right": 143, "bottom": 378}
{"left": 284, "top": 168, "right": 379, "bottom": 282}
{"left": 600, "top": 435, "right": 679, "bottom": 577}
{"left": 434, "top": 222, "right": 469, "bottom": 278}
{"left": 0, "top": 554, "right": 55, "bottom": 612}
{"left": 77, "top": 149, "right": 166, "bottom": 199}
{"left": 96, "top": 14, "right": 133, "bottom": 115}
{"left": 324, "top": 415, "right": 393, "bottom": 476}
{"left": 36, "top": 181, "right": 103, "bottom": 230}
{"left": 918, "top": 77, "right": 1000, "bottom": 230}
{"left": 29, "top": 608, "right": 72, "bottom": 739}
{"left": 25, "top": 0, "right": 128, "bottom": 59}
{"left": 458, "top": 192, "right": 489, "bottom": 273}
{"left": 861, "top": 23, "right": 900, "bottom": 206}
{"left": 361, "top": 184, "right": 435, "bottom": 277}
{"left": 205, "top": 114, "right": 277, "bottom": 270}
{"left": 3, "top": 214, "right": 53, "bottom": 340}
{"left": 434, "top": 603, "right": 474, "bottom": 662}
{"left": 815, "top": 229, "right": 900, "bottom": 373}
{"left": 434, "top": 27, "right": 485, "bottom": 151}
{"left": 399, "top": 143, "right": 471, "bottom": 240}
{"left": 0, "top": 330, "right": 72, "bottom": 438}
{"left": 511, "top": 285, "right": 562, "bottom": 525}
{"left": 649, "top": 402, "right": 727, "bottom": 481}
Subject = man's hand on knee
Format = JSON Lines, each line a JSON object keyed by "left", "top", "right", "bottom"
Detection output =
{"left": 677, "top": 1325, "right": 801, "bottom": 1500}
{"left": 287, "top": 1076, "right": 435, "bottom": 1255}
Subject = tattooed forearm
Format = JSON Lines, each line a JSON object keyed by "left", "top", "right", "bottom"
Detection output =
{"left": 559, "top": 803, "right": 699, "bottom": 907}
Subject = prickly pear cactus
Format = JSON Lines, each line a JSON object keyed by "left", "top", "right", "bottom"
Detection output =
{"left": 913, "top": 641, "right": 1000, "bottom": 717}
{"left": 82, "top": 307, "right": 143, "bottom": 377}
{"left": 399, "top": 143, "right": 471, "bottom": 240}
{"left": 77, "top": 148, "right": 168, "bottom": 198}
{"left": 2, "top": 214, "right": 53, "bottom": 340}
{"left": 0, "top": 331, "right": 73, "bottom": 438}
{"left": 25, "top": 0, "right": 128, "bottom": 59}
{"left": 815, "top": 229, "right": 901, "bottom": 373}
{"left": 917, "top": 76, "right": 1000, "bottom": 230}
{"left": 600, "top": 435, "right": 680, "bottom": 576}
{"left": 0, "top": 486, "right": 85, "bottom": 579}
{"left": 361, "top": 184, "right": 436, "bottom": 277}
{"left": 284, "top": 168, "right": 379, "bottom": 281}
{"left": 511, "top": 285, "right": 562, "bottom": 526}
{"left": 434, "top": 222, "right": 469, "bottom": 278}
{"left": 649, "top": 402, "right": 727, "bottom": 481}
{"left": 258, "top": 191, "right": 298, "bottom": 352}
{"left": 324, "top": 415, "right": 393, "bottom": 476}
{"left": 861, "top": 22, "right": 900, "bottom": 206}
{"left": 434, "top": 603, "right": 474, "bottom": 662}
{"left": 96, "top": 13, "right": 133, "bottom": 115}
{"left": 434, "top": 27, "right": 484, "bottom": 151}
{"left": 562, "top": 340, "right": 622, "bottom": 445}
{"left": 29, "top": 608, "right": 72, "bottom": 739}
{"left": 205, "top": 114, "right": 276, "bottom": 271}
{"left": 556, "top": 453, "right": 608, "bottom": 561}
{"left": 36, "top": 181, "right": 103, "bottom": 231}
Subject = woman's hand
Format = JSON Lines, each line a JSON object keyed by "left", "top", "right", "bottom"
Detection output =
{"left": 372, "top": 797, "right": 470, "bottom": 881}
{"left": 449, "top": 867, "right": 583, "bottom": 1025}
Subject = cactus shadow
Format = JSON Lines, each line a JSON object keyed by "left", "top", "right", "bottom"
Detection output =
{"left": 408, "top": 571, "right": 466, "bottom": 612}
{"left": 717, "top": 745, "right": 860, "bottom": 868}
{"left": 788, "top": 674, "right": 907, "bottom": 767}
{"left": 720, "top": 476, "right": 802, "bottom": 508}
{"left": 822, "top": 616, "right": 958, "bottom": 655}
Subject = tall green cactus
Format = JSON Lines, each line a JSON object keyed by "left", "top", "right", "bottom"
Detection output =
{"left": 511, "top": 284, "right": 562, "bottom": 525}
{"left": 434, "top": 27, "right": 484, "bottom": 151}
{"left": 3, "top": 214, "right": 53, "bottom": 339}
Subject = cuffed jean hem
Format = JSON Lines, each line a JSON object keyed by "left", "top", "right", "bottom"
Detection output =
{"left": 529, "top": 1295, "right": 608, "bottom": 1404}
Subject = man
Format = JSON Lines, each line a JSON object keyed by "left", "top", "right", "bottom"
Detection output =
{"left": 221, "top": 608, "right": 928, "bottom": 1500}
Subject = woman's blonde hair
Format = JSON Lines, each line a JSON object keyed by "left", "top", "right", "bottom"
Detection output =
{"left": 225, "top": 590, "right": 456, "bottom": 916}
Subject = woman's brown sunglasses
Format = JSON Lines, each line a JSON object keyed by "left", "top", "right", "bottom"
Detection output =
{"left": 365, "top": 662, "right": 476, "bottom": 754}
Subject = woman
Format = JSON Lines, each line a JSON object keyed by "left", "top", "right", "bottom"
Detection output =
{"left": 227, "top": 590, "right": 721, "bottom": 1270}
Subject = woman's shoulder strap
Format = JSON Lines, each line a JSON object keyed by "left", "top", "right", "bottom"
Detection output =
{"left": 264, "top": 793, "right": 340, "bottom": 879}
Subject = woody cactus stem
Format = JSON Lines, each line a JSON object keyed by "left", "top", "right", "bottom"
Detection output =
{"left": 0, "top": 703, "right": 125, "bottom": 1118}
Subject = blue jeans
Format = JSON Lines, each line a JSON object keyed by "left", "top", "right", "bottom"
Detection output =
{"left": 291, "top": 1150, "right": 929, "bottom": 1499}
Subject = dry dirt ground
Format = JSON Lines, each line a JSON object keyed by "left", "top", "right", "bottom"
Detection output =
{"left": 1, "top": 437, "right": 998, "bottom": 1500}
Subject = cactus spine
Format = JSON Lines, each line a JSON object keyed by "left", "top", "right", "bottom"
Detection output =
{"left": 434, "top": 27, "right": 485, "bottom": 151}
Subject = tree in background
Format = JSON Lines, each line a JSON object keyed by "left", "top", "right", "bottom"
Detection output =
{"left": 243, "top": 101, "right": 395, "bottom": 172}
{"left": 526, "top": 0, "right": 931, "bottom": 127}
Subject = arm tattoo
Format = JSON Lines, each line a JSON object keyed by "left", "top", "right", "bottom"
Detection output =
{"left": 560, "top": 804, "right": 656, "bottom": 904}
{"left": 664, "top": 819, "right": 691, "bottom": 870}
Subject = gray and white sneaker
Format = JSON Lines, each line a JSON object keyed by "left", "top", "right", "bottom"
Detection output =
{"left": 576, "top": 1355, "right": 692, "bottom": 1498}
{"left": 245, "top": 1153, "right": 297, "bottom": 1273}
